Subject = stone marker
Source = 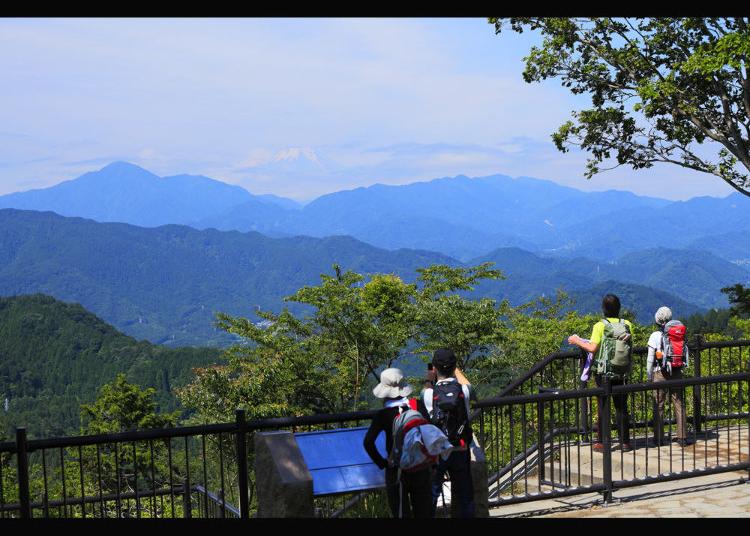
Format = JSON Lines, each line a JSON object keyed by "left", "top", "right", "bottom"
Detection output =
{"left": 450, "top": 434, "right": 489, "bottom": 518}
{"left": 255, "top": 431, "right": 314, "bottom": 518}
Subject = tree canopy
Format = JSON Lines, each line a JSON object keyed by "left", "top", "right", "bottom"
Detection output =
{"left": 721, "top": 283, "right": 750, "bottom": 317}
{"left": 177, "top": 263, "right": 507, "bottom": 422}
{"left": 490, "top": 17, "right": 750, "bottom": 196}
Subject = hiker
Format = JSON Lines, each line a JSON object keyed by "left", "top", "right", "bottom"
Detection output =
{"left": 647, "top": 306, "right": 689, "bottom": 447}
{"left": 363, "top": 368, "right": 433, "bottom": 518}
{"left": 568, "top": 294, "right": 633, "bottom": 452}
{"left": 421, "top": 348, "right": 475, "bottom": 518}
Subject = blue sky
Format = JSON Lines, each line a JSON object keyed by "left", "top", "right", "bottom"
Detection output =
{"left": 0, "top": 17, "right": 738, "bottom": 201}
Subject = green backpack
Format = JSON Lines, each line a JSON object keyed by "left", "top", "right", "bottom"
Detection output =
{"left": 596, "top": 318, "right": 633, "bottom": 379}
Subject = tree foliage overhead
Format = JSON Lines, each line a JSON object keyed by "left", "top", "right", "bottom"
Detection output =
{"left": 490, "top": 17, "right": 750, "bottom": 196}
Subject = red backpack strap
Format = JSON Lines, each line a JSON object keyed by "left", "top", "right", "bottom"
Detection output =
{"left": 408, "top": 398, "right": 418, "bottom": 411}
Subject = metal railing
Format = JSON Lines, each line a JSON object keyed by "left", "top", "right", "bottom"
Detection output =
{"left": 477, "top": 338, "right": 750, "bottom": 505}
{"left": 0, "top": 409, "right": 382, "bottom": 519}
{"left": 1, "top": 338, "right": 748, "bottom": 518}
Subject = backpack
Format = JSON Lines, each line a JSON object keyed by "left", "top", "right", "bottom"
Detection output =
{"left": 387, "top": 400, "right": 436, "bottom": 472}
{"left": 430, "top": 380, "right": 471, "bottom": 448}
{"left": 661, "top": 320, "right": 687, "bottom": 369}
{"left": 596, "top": 318, "right": 633, "bottom": 379}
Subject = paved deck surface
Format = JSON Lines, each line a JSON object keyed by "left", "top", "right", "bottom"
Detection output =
{"left": 490, "top": 470, "right": 750, "bottom": 517}
{"left": 488, "top": 425, "right": 750, "bottom": 517}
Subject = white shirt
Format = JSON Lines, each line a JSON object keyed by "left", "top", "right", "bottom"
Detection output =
{"left": 646, "top": 331, "right": 662, "bottom": 378}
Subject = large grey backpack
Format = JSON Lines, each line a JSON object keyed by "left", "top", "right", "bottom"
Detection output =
{"left": 596, "top": 318, "right": 633, "bottom": 379}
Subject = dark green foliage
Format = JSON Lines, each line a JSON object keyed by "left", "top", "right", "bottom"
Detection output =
{"left": 0, "top": 294, "right": 222, "bottom": 439}
{"left": 684, "top": 308, "right": 738, "bottom": 337}
{"left": 721, "top": 283, "right": 750, "bottom": 318}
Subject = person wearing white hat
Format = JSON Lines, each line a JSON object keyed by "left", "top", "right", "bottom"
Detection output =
{"left": 363, "top": 368, "right": 432, "bottom": 518}
{"left": 647, "top": 306, "right": 689, "bottom": 447}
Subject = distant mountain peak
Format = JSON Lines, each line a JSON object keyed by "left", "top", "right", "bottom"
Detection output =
{"left": 273, "top": 147, "right": 321, "bottom": 165}
{"left": 99, "top": 161, "right": 153, "bottom": 174}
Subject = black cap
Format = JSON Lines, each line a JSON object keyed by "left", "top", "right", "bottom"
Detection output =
{"left": 432, "top": 348, "right": 456, "bottom": 371}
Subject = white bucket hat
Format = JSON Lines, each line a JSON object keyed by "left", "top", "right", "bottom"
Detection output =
{"left": 655, "top": 306, "right": 672, "bottom": 326}
{"left": 372, "top": 368, "right": 413, "bottom": 399}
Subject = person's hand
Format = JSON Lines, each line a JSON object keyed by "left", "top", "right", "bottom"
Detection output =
{"left": 567, "top": 335, "right": 579, "bottom": 346}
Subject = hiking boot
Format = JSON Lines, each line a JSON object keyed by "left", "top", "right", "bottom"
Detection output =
{"left": 620, "top": 443, "right": 633, "bottom": 452}
{"left": 592, "top": 442, "right": 606, "bottom": 453}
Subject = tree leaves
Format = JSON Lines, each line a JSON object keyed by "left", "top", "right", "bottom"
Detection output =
{"left": 490, "top": 17, "right": 750, "bottom": 196}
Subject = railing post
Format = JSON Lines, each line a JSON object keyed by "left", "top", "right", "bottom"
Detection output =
{"left": 182, "top": 478, "right": 192, "bottom": 519}
{"left": 601, "top": 379, "right": 613, "bottom": 505}
{"left": 15, "top": 427, "right": 31, "bottom": 519}
{"left": 235, "top": 409, "right": 250, "bottom": 519}
{"left": 693, "top": 335, "right": 703, "bottom": 436}
{"left": 536, "top": 399, "right": 545, "bottom": 483}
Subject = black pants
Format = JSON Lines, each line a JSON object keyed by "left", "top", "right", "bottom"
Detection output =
{"left": 385, "top": 466, "right": 432, "bottom": 518}
{"left": 594, "top": 375, "right": 631, "bottom": 444}
{"left": 431, "top": 449, "right": 475, "bottom": 518}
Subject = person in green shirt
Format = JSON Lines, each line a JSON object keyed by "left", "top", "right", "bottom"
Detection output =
{"left": 568, "top": 294, "right": 633, "bottom": 452}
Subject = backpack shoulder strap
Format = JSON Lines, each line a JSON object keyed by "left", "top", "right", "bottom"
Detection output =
{"left": 602, "top": 318, "right": 610, "bottom": 324}
{"left": 423, "top": 389, "right": 433, "bottom": 416}
{"left": 461, "top": 384, "right": 471, "bottom": 416}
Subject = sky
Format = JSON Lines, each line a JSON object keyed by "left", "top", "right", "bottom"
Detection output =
{"left": 0, "top": 17, "right": 739, "bottom": 201}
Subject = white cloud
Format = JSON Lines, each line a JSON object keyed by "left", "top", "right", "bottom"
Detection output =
{"left": 0, "top": 18, "right": 737, "bottom": 201}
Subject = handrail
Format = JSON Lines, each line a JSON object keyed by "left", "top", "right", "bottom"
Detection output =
{"left": 3, "top": 339, "right": 746, "bottom": 454}
{"left": 193, "top": 485, "right": 240, "bottom": 518}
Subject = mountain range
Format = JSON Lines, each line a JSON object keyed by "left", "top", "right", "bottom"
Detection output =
{"left": 0, "top": 294, "right": 222, "bottom": 438}
{"left": 0, "top": 208, "right": 745, "bottom": 346}
{"left": 3, "top": 162, "right": 749, "bottom": 263}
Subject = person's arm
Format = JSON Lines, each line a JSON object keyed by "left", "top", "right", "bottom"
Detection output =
{"left": 646, "top": 344, "right": 656, "bottom": 381}
{"left": 363, "top": 416, "right": 387, "bottom": 470}
{"left": 454, "top": 367, "right": 470, "bottom": 386}
{"left": 568, "top": 334, "right": 598, "bottom": 355}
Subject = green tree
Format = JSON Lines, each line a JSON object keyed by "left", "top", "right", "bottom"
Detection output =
{"left": 490, "top": 17, "right": 750, "bottom": 196}
{"left": 178, "top": 263, "right": 506, "bottom": 422}
{"left": 80, "top": 374, "right": 179, "bottom": 434}
{"left": 74, "top": 375, "right": 180, "bottom": 517}
{"left": 411, "top": 263, "right": 505, "bottom": 372}
{"left": 178, "top": 266, "right": 419, "bottom": 421}
{"left": 721, "top": 283, "right": 750, "bottom": 317}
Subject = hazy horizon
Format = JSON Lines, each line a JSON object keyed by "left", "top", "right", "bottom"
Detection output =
{"left": 0, "top": 160, "right": 740, "bottom": 206}
{"left": 0, "top": 18, "right": 739, "bottom": 201}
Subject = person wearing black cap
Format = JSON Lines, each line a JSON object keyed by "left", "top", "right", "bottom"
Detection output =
{"left": 421, "top": 348, "right": 475, "bottom": 518}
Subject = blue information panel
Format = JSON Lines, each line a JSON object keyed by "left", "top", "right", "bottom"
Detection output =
{"left": 294, "top": 426, "right": 386, "bottom": 496}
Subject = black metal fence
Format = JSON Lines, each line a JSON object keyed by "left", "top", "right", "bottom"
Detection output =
{"left": 477, "top": 337, "right": 750, "bottom": 507}
{"left": 1, "top": 338, "right": 748, "bottom": 518}
{"left": 0, "top": 410, "right": 385, "bottom": 519}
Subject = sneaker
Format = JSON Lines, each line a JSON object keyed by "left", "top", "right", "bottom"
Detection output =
{"left": 620, "top": 443, "right": 633, "bottom": 452}
{"left": 592, "top": 442, "right": 606, "bottom": 452}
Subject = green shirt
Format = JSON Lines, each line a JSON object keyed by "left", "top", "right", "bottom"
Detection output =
{"left": 589, "top": 318, "right": 634, "bottom": 346}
